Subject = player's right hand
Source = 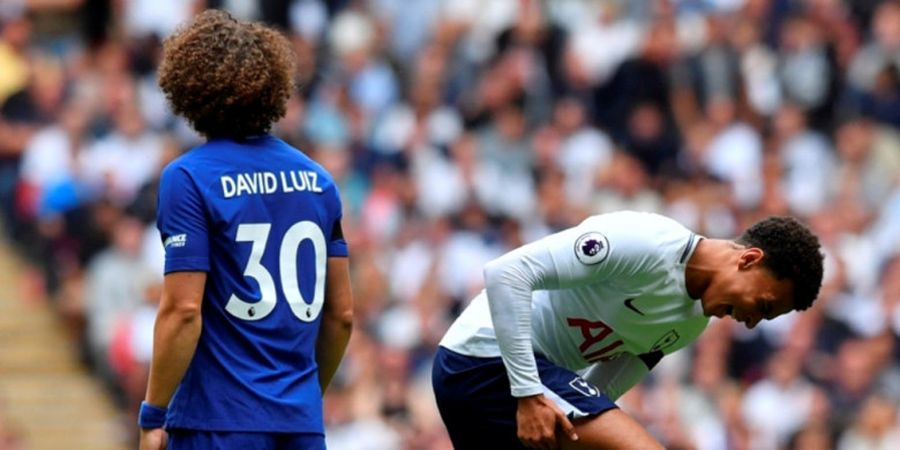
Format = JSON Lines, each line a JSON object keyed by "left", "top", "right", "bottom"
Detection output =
{"left": 516, "top": 394, "right": 579, "bottom": 450}
{"left": 139, "top": 428, "right": 167, "bottom": 450}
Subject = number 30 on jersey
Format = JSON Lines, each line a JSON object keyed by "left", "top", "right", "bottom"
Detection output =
{"left": 226, "top": 221, "right": 326, "bottom": 322}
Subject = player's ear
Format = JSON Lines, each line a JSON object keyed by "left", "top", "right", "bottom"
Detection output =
{"left": 739, "top": 248, "right": 764, "bottom": 270}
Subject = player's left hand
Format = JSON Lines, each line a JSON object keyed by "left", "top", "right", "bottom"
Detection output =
{"left": 139, "top": 427, "right": 167, "bottom": 450}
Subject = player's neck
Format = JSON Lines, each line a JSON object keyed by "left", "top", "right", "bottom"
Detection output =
{"left": 684, "top": 239, "right": 733, "bottom": 300}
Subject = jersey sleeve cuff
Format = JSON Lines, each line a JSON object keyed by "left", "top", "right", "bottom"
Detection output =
{"left": 164, "top": 257, "right": 211, "bottom": 274}
{"left": 327, "top": 240, "right": 348, "bottom": 257}
{"left": 510, "top": 385, "right": 544, "bottom": 398}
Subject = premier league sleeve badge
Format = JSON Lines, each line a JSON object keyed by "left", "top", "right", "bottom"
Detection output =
{"left": 574, "top": 232, "right": 610, "bottom": 265}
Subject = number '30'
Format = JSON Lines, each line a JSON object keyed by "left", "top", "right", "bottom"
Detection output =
{"left": 226, "top": 221, "right": 325, "bottom": 322}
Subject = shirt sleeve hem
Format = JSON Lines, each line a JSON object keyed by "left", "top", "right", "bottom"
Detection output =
{"left": 164, "top": 257, "right": 210, "bottom": 274}
{"left": 510, "top": 385, "right": 544, "bottom": 398}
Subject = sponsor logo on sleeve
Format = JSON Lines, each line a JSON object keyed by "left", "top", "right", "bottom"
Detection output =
{"left": 574, "top": 232, "right": 610, "bottom": 265}
{"left": 164, "top": 233, "right": 187, "bottom": 248}
{"left": 650, "top": 330, "right": 680, "bottom": 352}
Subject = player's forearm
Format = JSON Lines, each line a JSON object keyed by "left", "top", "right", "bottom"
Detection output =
{"left": 315, "top": 314, "right": 352, "bottom": 394}
{"left": 317, "top": 257, "right": 354, "bottom": 395}
{"left": 144, "top": 305, "right": 202, "bottom": 407}
{"left": 484, "top": 255, "right": 544, "bottom": 397}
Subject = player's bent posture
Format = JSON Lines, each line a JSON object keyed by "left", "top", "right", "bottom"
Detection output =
{"left": 433, "top": 211, "right": 823, "bottom": 449}
{"left": 138, "top": 11, "right": 353, "bottom": 450}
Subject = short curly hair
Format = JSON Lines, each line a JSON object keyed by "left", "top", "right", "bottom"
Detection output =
{"left": 158, "top": 10, "right": 295, "bottom": 139}
{"left": 736, "top": 216, "right": 824, "bottom": 311}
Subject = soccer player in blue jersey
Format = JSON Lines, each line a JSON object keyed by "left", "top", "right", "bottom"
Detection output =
{"left": 138, "top": 10, "right": 354, "bottom": 450}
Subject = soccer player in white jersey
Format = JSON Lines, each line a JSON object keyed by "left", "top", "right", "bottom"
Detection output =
{"left": 432, "top": 211, "right": 824, "bottom": 449}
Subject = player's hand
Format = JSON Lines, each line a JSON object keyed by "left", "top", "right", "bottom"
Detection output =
{"left": 516, "top": 394, "right": 579, "bottom": 450}
{"left": 139, "top": 427, "right": 167, "bottom": 450}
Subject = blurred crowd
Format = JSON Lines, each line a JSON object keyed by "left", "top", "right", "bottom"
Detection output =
{"left": 1, "top": 0, "right": 900, "bottom": 449}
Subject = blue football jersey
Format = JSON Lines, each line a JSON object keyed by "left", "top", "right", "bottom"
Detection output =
{"left": 156, "top": 135, "right": 348, "bottom": 433}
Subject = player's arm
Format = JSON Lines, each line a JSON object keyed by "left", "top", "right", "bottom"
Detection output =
{"left": 316, "top": 256, "right": 354, "bottom": 395}
{"left": 484, "top": 217, "right": 634, "bottom": 446}
{"left": 581, "top": 351, "right": 663, "bottom": 401}
{"left": 483, "top": 239, "right": 584, "bottom": 447}
{"left": 144, "top": 271, "right": 205, "bottom": 408}
{"left": 486, "top": 214, "right": 655, "bottom": 446}
{"left": 139, "top": 270, "right": 205, "bottom": 450}
{"left": 140, "top": 162, "right": 209, "bottom": 440}
{"left": 484, "top": 216, "right": 634, "bottom": 397}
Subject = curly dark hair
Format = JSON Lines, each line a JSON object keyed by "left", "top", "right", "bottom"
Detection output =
{"left": 737, "top": 216, "right": 824, "bottom": 311}
{"left": 158, "top": 10, "right": 295, "bottom": 139}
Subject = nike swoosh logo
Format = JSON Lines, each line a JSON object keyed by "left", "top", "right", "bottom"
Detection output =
{"left": 624, "top": 298, "right": 644, "bottom": 316}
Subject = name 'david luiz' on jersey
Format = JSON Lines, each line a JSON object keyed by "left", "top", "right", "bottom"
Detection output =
{"left": 220, "top": 170, "right": 323, "bottom": 198}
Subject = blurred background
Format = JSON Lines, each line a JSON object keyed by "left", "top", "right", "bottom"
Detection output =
{"left": 0, "top": 0, "right": 898, "bottom": 449}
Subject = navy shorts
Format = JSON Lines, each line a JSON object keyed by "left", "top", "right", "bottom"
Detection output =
{"left": 432, "top": 346, "right": 617, "bottom": 449}
{"left": 167, "top": 429, "right": 324, "bottom": 450}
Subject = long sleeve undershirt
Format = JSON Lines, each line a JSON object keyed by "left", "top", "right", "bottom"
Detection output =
{"left": 483, "top": 250, "right": 552, "bottom": 397}
{"left": 481, "top": 213, "right": 694, "bottom": 398}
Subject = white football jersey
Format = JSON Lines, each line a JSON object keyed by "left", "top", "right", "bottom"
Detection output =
{"left": 440, "top": 211, "right": 710, "bottom": 398}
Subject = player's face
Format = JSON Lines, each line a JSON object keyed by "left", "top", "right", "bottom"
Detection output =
{"left": 703, "top": 248, "right": 794, "bottom": 329}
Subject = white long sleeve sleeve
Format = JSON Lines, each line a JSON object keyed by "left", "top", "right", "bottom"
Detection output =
{"left": 483, "top": 251, "right": 549, "bottom": 397}
{"left": 482, "top": 222, "right": 624, "bottom": 397}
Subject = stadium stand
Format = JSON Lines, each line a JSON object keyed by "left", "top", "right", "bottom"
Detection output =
{"left": 1, "top": 1, "right": 900, "bottom": 449}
